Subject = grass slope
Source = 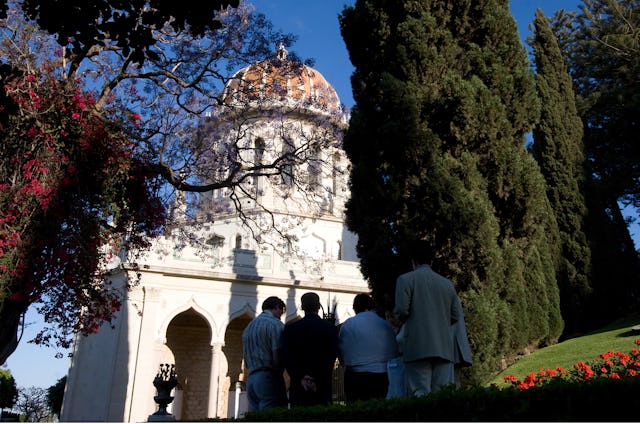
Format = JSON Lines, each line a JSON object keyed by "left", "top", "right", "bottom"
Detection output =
{"left": 488, "top": 315, "right": 640, "bottom": 387}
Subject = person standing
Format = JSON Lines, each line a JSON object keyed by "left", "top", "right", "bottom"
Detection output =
{"left": 386, "top": 315, "right": 409, "bottom": 399}
{"left": 338, "top": 293, "right": 398, "bottom": 402}
{"left": 394, "top": 240, "right": 459, "bottom": 396}
{"left": 282, "top": 292, "right": 338, "bottom": 407}
{"left": 241, "top": 296, "right": 287, "bottom": 411}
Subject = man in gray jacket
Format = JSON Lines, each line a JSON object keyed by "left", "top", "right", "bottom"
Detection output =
{"left": 393, "top": 240, "right": 459, "bottom": 396}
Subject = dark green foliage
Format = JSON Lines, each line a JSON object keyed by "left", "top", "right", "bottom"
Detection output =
{"left": 0, "top": 0, "right": 240, "bottom": 66}
{"left": 239, "top": 377, "right": 640, "bottom": 421}
{"left": 559, "top": 0, "right": 640, "bottom": 206}
{"left": 530, "top": 10, "right": 592, "bottom": 336}
{"left": 551, "top": 0, "right": 640, "bottom": 327}
{"left": 0, "top": 369, "right": 17, "bottom": 410}
{"left": 584, "top": 188, "right": 640, "bottom": 327}
{"left": 46, "top": 376, "right": 66, "bottom": 417}
{"left": 339, "top": 0, "right": 562, "bottom": 383}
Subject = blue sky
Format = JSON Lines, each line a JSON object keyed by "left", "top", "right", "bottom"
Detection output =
{"left": 4, "top": 0, "right": 584, "bottom": 391}
{"left": 251, "top": 0, "right": 583, "bottom": 108}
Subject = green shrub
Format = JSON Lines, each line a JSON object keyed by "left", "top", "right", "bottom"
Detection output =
{"left": 233, "top": 378, "right": 639, "bottom": 421}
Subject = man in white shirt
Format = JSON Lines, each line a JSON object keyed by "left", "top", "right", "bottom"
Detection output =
{"left": 338, "top": 293, "right": 398, "bottom": 402}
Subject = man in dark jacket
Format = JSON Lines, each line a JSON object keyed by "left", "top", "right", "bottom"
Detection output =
{"left": 282, "top": 292, "right": 338, "bottom": 407}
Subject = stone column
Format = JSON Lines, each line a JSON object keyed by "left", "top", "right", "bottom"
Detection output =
{"left": 207, "top": 343, "right": 223, "bottom": 418}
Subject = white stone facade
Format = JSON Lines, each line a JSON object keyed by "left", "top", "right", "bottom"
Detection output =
{"left": 61, "top": 50, "right": 369, "bottom": 422}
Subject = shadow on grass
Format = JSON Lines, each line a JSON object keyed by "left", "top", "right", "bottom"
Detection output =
{"left": 584, "top": 315, "right": 640, "bottom": 337}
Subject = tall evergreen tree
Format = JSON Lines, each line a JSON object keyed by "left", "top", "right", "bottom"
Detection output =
{"left": 552, "top": 0, "right": 640, "bottom": 322}
{"left": 530, "top": 9, "right": 592, "bottom": 336}
{"left": 340, "top": 0, "right": 562, "bottom": 383}
{"left": 560, "top": 0, "right": 640, "bottom": 207}
{"left": 46, "top": 376, "right": 66, "bottom": 418}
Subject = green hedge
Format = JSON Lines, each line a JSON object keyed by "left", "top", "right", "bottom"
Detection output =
{"left": 230, "top": 377, "right": 640, "bottom": 421}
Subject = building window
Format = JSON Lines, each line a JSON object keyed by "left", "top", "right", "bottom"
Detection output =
{"left": 253, "top": 137, "right": 265, "bottom": 188}
{"left": 332, "top": 152, "right": 341, "bottom": 195}
{"left": 207, "top": 234, "right": 225, "bottom": 248}
{"left": 235, "top": 234, "right": 242, "bottom": 249}
{"left": 281, "top": 137, "right": 295, "bottom": 187}
{"left": 206, "top": 234, "right": 225, "bottom": 265}
{"left": 307, "top": 145, "right": 321, "bottom": 190}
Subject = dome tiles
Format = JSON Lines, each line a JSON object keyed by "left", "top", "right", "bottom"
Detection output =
{"left": 222, "top": 44, "right": 342, "bottom": 115}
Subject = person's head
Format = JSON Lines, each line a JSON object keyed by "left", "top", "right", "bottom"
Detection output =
{"left": 300, "top": 292, "right": 321, "bottom": 314}
{"left": 353, "top": 293, "right": 375, "bottom": 314}
{"left": 262, "top": 296, "right": 286, "bottom": 319}
{"left": 410, "top": 239, "right": 434, "bottom": 266}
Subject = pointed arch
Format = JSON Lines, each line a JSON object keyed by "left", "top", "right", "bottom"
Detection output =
{"left": 299, "top": 232, "right": 326, "bottom": 259}
{"left": 217, "top": 301, "right": 256, "bottom": 334}
{"left": 159, "top": 297, "right": 218, "bottom": 345}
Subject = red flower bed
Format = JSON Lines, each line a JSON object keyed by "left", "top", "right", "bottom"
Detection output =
{"left": 502, "top": 339, "right": 640, "bottom": 389}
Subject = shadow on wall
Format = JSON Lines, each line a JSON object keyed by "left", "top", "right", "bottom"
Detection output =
{"left": 224, "top": 245, "right": 260, "bottom": 419}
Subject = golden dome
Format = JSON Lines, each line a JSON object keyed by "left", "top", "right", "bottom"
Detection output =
{"left": 222, "top": 44, "right": 342, "bottom": 115}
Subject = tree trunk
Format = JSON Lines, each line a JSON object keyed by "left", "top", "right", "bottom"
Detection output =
{"left": 0, "top": 301, "right": 27, "bottom": 364}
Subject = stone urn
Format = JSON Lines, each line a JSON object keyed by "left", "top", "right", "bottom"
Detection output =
{"left": 149, "top": 364, "right": 178, "bottom": 421}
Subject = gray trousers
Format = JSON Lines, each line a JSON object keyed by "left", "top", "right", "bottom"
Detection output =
{"left": 404, "top": 357, "right": 454, "bottom": 396}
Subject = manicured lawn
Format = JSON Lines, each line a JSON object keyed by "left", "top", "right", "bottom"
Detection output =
{"left": 488, "top": 315, "right": 640, "bottom": 387}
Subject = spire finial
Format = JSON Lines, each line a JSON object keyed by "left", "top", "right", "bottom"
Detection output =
{"left": 276, "top": 43, "right": 288, "bottom": 61}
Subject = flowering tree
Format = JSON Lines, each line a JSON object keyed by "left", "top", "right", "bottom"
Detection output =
{"left": 0, "top": 0, "right": 347, "bottom": 364}
{"left": 0, "top": 65, "right": 165, "bottom": 363}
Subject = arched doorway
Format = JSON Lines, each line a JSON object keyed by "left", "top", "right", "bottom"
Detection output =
{"left": 165, "top": 308, "right": 212, "bottom": 420}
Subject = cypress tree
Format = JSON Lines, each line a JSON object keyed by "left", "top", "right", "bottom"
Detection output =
{"left": 530, "top": 9, "right": 592, "bottom": 336}
{"left": 340, "top": 0, "right": 562, "bottom": 383}
{"left": 552, "top": 1, "right": 640, "bottom": 326}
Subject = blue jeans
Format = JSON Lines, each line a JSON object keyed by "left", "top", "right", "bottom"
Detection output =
{"left": 386, "top": 357, "right": 409, "bottom": 399}
{"left": 246, "top": 370, "right": 287, "bottom": 411}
